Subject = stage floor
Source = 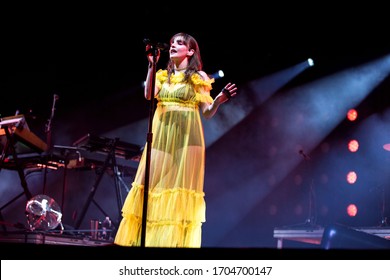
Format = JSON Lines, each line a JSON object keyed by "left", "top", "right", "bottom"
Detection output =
{"left": 1, "top": 227, "right": 390, "bottom": 260}
{"left": 0, "top": 230, "right": 113, "bottom": 246}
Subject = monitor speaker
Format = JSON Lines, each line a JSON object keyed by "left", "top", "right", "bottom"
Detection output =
{"left": 321, "top": 224, "right": 390, "bottom": 249}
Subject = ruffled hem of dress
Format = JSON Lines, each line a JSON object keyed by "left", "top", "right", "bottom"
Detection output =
{"left": 114, "top": 183, "right": 205, "bottom": 247}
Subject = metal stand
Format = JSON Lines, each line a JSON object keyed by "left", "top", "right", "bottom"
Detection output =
{"left": 42, "top": 94, "right": 59, "bottom": 195}
{"left": 286, "top": 150, "right": 320, "bottom": 229}
{"left": 304, "top": 179, "right": 317, "bottom": 227}
{"left": 0, "top": 125, "right": 32, "bottom": 231}
{"left": 73, "top": 138, "right": 123, "bottom": 231}
{"left": 140, "top": 43, "right": 160, "bottom": 247}
{"left": 379, "top": 185, "right": 388, "bottom": 227}
{"left": 379, "top": 146, "right": 390, "bottom": 227}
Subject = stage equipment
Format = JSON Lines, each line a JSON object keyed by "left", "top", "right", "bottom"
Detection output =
{"left": 0, "top": 115, "right": 48, "bottom": 154}
{"left": 41, "top": 94, "right": 60, "bottom": 195}
{"left": 73, "top": 133, "right": 142, "bottom": 161}
{"left": 44, "top": 94, "right": 59, "bottom": 149}
{"left": 210, "top": 70, "right": 224, "bottom": 79}
{"left": 25, "top": 194, "right": 62, "bottom": 231}
{"left": 72, "top": 134, "right": 142, "bottom": 231}
{"left": 321, "top": 224, "right": 390, "bottom": 249}
{"left": 0, "top": 231, "right": 112, "bottom": 246}
{"left": 0, "top": 115, "right": 49, "bottom": 231}
{"left": 140, "top": 39, "right": 160, "bottom": 247}
{"left": 273, "top": 225, "right": 390, "bottom": 249}
{"left": 380, "top": 142, "right": 390, "bottom": 226}
{"left": 287, "top": 149, "right": 319, "bottom": 229}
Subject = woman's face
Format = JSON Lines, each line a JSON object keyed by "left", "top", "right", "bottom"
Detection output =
{"left": 169, "top": 36, "right": 190, "bottom": 61}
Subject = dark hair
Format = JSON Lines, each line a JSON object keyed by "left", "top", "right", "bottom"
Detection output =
{"left": 167, "top": 32, "right": 203, "bottom": 83}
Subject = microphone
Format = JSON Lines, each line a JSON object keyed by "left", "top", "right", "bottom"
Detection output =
{"left": 143, "top": 38, "right": 169, "bottom": 51}
{"left": 299, "top": 149, "right": 311, "bottom": 161}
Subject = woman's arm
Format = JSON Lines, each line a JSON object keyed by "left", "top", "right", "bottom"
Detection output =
{"left": 144, "top": 46, "right": 160, "bottom": 100}
{"left": 200, "top": 70, "right": 238, "bottom": 119}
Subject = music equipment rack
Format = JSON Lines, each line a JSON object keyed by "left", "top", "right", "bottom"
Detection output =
{"left": 1, "top": 125, "right": 142, "bottom": 232}
{"left": 73, "top": 133, "right": 142, "bottom": 162}
{"left": 0, "top": 152, "right": 65, "bottom": 171}
{"left": 72, "top": 134, "right": 142, "bottom": 231}
{"left": 0, "top": 115, "right": 49, "bottom": 231}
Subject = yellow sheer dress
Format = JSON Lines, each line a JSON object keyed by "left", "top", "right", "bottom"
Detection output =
{"left": 114, "top": 69, "right": 214, "bottom": 247}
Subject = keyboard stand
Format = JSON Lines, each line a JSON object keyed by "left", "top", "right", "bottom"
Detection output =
{"left": 0, "top": 125, "right": 33, "bottom": 231}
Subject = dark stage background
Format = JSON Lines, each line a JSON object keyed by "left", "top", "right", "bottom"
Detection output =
{"left": 1, "top": 5, "right": 390, "bottom": 249}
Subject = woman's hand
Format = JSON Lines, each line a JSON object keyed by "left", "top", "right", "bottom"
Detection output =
{"left": 218, "top": 83, "right": 238, "bottom": 103}
{"left": 146, "top": 45, "right": 161, "bottom": 65}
